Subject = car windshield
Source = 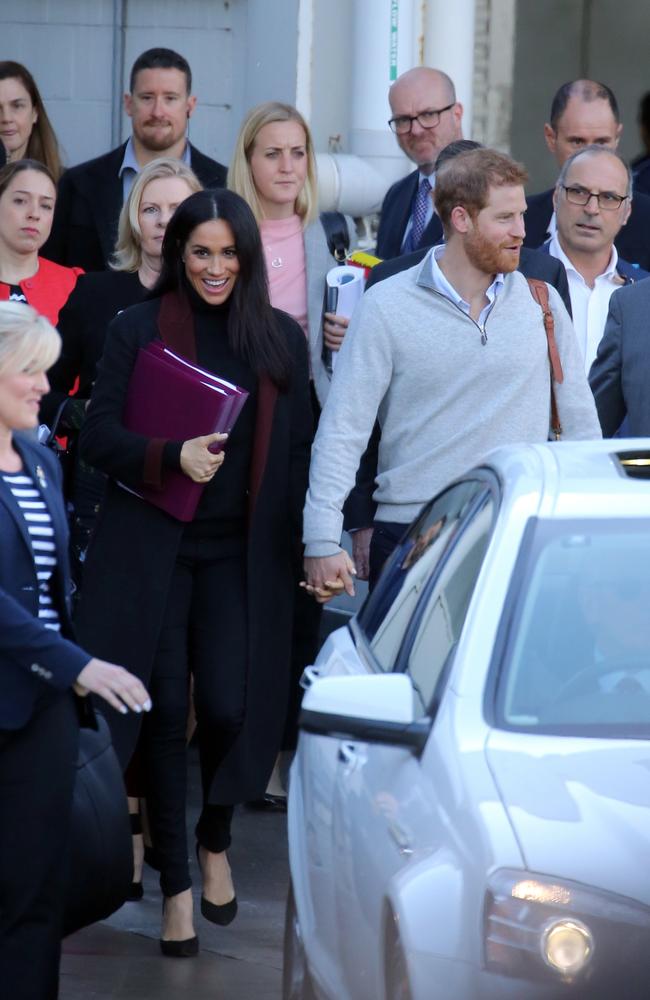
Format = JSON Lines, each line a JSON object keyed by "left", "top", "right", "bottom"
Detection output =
{"left": 496, "top": 519, "right": 650, "bottom": 738}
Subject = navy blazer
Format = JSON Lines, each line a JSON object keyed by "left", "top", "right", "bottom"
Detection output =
{"left": 44, "top": 141, "right": 227, "bottom": 272}
{"left": 375, "top": 168, "right": 443, "bottom": 259}
{"left": 0, "top": 436, "right": 89, "bottom": 730}
{"left": 524, "top": 187, "right": 650, "bottom": 273}
{"left": 589, "top": 280, "right": 650, "bottom": 436}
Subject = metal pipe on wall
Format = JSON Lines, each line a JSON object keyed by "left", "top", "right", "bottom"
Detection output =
{"left": 348, "top": 0, "right": 419, "bottom": 184}
{"left": 423, "top": 0, "right": 475, "bottom": 134}
{"left": 110, "top": 0, "right": 127, "bottom": 148}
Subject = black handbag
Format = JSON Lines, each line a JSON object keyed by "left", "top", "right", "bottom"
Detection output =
{"left": 63, "top": 713, "right": 132, "bottom": 936}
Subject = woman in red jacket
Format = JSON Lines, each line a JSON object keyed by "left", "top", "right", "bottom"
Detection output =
{"left": 0, "top": 159, "right": 82, "bottom": 323}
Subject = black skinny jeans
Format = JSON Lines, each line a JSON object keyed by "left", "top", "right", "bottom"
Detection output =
{"left": 142, "top": 532, "right": 247, "bottom": 898}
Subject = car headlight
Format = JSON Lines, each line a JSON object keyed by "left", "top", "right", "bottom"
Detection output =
{"left": 484, "top": 869, "right": 650, "bottom": 989}
{"left": 542, "top": 919, "right": 593, "bottom": 976}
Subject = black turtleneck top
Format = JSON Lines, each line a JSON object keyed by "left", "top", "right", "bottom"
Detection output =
{"left": 172, "top": 286, "right": 258, "bottom": 537}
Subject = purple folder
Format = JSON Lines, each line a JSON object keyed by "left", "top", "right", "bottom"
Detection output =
{"left": 121, "top": 340, "right": 249, "bottom": 521}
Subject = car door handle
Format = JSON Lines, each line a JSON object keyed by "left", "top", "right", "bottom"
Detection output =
{"left": 300, "top": 665, "right": 321, "bottom": 690}
{"left": 337, "top": 742, "right": 358, "bottom": 764}
{"left": 388, "top": 821, "right": 413, "bottom": 857}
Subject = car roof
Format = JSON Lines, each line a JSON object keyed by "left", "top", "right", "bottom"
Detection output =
{"left": 481, "top": 439, "right": 650, "bottom": 519}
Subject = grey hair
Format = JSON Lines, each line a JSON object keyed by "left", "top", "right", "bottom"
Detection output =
{"left": 0, "top": 301, "right": 60, "bottom": 375}
{"left": 556, "top": 145, "right": 632, "bottom": 199}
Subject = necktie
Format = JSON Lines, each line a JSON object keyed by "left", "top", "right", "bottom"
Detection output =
{"left": 405, "top": 177, "right": 431, "bottom": 252}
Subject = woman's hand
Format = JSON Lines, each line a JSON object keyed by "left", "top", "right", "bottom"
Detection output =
{"left": 75, "top": 659, "right": 152, "bottom": 715}
{"left": 323, "top": 312, "right": 350, "bottom": 352}
{"left": 302, "top": 551, "right": 357, "bottom": 603}
{"left": 180, "top": 432, "right": 228, "bottom": 483}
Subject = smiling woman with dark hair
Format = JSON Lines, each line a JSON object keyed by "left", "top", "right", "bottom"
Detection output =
{"left": 75, "top": 188, "right": 313, "bottom": 954}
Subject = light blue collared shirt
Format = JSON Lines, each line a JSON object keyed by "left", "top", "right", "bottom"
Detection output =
{"left": 429, "top": 243, "right": 505, "bottom": 330}
{"left": 119, "top": 135, "right": 192, "bottom": 201}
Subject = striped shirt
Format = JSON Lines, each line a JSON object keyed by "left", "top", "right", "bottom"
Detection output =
{"left": 2, "top": 470, "right": 61, "bottom": 632}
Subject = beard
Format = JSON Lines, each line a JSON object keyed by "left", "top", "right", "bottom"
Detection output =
{"left": 464, "top": 228, "right": 521, "bottom": 275}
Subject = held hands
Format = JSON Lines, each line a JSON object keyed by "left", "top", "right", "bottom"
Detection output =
{"left": 75, "top": 659, "right": 152, "bottom": 715}
{"left": 302, "top": 551, "right": 357, "bottom": 604}
{"left": 323, "top": 312, "right": 350, "bottom": 352}
{"left": 180, "top": 432, "right": 228, "bottom": 483}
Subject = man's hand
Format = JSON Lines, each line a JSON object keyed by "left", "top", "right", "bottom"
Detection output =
{"left": 180, "top": 432, "right": 228, "bottom": 483}
{"left": 302, "top": 551, "right": 356, "bottom": 604}
{"left": 75, "top": 659, "right": 152, "bottom": 715}
{"left": 351, "top": 527, "right": 373, "bottom": 582}
{"left": 323, "top": 312, "right": 350, "bottom": 352}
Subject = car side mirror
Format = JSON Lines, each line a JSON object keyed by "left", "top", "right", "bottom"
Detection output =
{"left": 299, "top": 673, "right": 431, "bottom": 757}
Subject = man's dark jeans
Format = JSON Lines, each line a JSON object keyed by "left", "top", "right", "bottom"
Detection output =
{"left": 368, "top": 520, "right": 408, "bottom": 591}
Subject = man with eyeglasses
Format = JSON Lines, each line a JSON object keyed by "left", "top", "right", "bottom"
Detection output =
{"left": 375, "top": 67, "right": 463, "bottom": 259}
{"left": 543, "top": 145, "right": 649, "bottom": 374}
{"left": 524, "top": 79, "right": 650, "bottom": 272}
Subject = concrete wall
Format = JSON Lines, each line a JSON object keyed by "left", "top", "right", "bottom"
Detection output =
{"left": 2, "top": 0, "right": 116, "bottom": 166}
{"left": 0, "top": 0, "right": 301, "bottom": 170}
{"left": 510, "top": 0, "right": 650, "bottom": 192}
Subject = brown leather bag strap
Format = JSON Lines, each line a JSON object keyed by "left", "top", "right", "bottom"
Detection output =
{"left": 526, "top": 277, "right": 563, "bottom": 440}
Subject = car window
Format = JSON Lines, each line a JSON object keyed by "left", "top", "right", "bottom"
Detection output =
{"left": 405, "top": 496, "right": 495, "bottom": 712}
{"left": 495, "top": 519, "right": 650, "bottom": 737}
{"left": 357, "top": 480, "right": 489, "bottom": 673}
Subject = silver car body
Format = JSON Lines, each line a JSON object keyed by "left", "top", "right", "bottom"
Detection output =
{"left": 287, "top": 441, "right": 650, "bottom": 999}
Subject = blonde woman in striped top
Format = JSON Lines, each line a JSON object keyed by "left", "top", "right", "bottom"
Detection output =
{"left": 0, "top": 301, "right": 151, "bottom": 996}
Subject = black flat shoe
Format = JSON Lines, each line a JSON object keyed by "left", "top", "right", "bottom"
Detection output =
{"left": 160, "top": 935, "right": 199, "bottom": 958}
{"left": 196, "top": 844, "right": 238, "bottom": 926}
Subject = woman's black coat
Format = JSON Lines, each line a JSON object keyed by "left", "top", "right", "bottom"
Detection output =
{"left": 41, "top": 269, "right": 145, "bottom": 428}
{"left": 74, "top": 293, "right": 313, "bottom": 803}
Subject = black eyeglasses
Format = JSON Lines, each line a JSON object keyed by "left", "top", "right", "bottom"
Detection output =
{"left": 561, "top": 184, "right": 629, "bottom": 211}
{"left": 388, "top": 103, "right": 455, "bottom": 135}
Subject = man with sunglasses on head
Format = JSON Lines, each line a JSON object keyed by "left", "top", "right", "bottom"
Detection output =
{"left": 543, "top": 145, "right": 648, "bottom": 375}
{"left": 375, "top": 67, "right": 463, "bottom": 259}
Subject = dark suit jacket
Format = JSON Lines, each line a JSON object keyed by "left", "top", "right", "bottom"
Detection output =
{"left": 345, "top": 244, "right": 573, "bottom": 531}
{"left": 589, "top": 280, "right": 650, "bottom": 436}
{"left": 44, "top": 142, "right": 227, "bottom": 272}
{"left": 375, "top": 168, "right": 443, "bottom": 259}
{"left": 524, "top": 187, "right": 650, "bottom": 273}
{"left": 0, "top": 435, "right": 89, "bottom": 729}
{"left": 41, "top": 269, "right": 145, "bottom": 428}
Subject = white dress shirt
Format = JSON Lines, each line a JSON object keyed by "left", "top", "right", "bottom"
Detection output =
{"left": 548, "top": 235, "right": 623, "bottom": 374}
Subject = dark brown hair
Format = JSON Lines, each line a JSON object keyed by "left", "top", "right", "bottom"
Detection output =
{"left": 434, "top": 148, "right": 528, "bottom": 234}
{"left": 0, "top": 158, "right": 56, "bottom": 201}
{"left": 0, "top": 62, "right": 63, "bottom": 180}
{"left": 154, "top": 189, "right": 292, "bottom": 390}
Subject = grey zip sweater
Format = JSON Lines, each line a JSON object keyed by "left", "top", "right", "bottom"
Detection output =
{"left": 303, "top": 250, "right": 601, "bottom": 556}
